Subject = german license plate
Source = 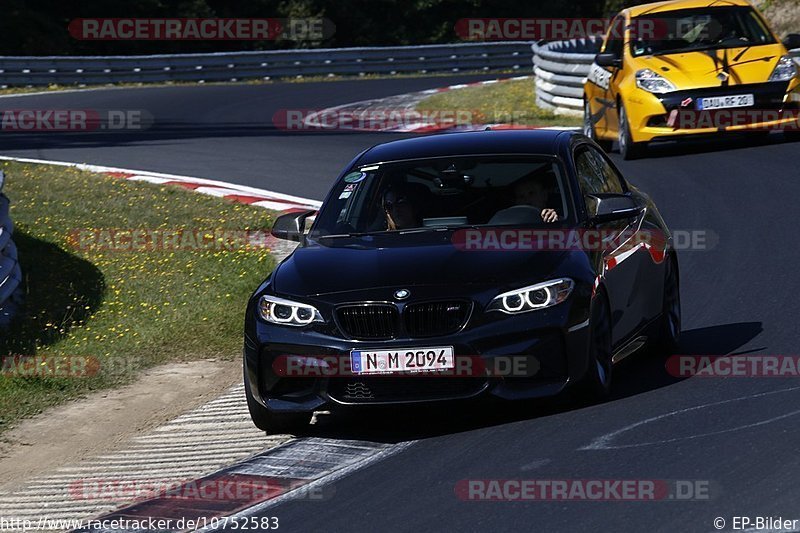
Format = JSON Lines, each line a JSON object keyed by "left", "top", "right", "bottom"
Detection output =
{"left": 350, "top": 346, "right": 454, "bottom": 375}
{"left": 696, "top": 94, "right": 754, "bottom": 110}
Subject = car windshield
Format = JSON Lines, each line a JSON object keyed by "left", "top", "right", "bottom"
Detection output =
{"left": 630, "top": 6, "right": 775, "bottom": 57}
{"left": 310, "top": 155, "right": 570, "bottom": 237}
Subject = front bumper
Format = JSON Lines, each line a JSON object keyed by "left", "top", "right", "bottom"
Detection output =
{"left": 244, "top": 298, "right": 592, "bottom": 413}
{"left": 628, "top": 80, "right": 800, "bottom": 142}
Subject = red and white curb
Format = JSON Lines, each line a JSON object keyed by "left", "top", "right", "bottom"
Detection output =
{"left": 0, "top": 381, "right": 412, "bottom": 532}
{"left": 416, "top": 75, "right": 532, "bottom": 95}
{"left": 0, "top": 386, "right": 288, "bottom": 528}
{"left": 0, "top": 156, "right": 321, "bottom": 214}
{"left": 303, "top": 75, "right": 578, "bottom": 134}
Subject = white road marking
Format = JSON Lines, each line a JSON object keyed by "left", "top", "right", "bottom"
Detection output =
{"left": 581, "top": 385, "right": 800, "bottom": 450}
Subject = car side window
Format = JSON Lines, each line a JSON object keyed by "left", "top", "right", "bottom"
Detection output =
{"left": 574, "top": 146, "right": 626, "bottom": 215}
{"left": 603, "top": 15, "right": 625, "bottom": 59}
{"left": 593, "top": 149, "right": 626, "bottom": 194}
{"left": 575, "top": 147, "right": 624, "bottom": 193}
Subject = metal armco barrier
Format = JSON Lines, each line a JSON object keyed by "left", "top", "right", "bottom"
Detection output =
{"left": 0, "top": 42, "right": 535, "bottom": 87}
{"left": 533, "top": 37, "right": 800, "bottom": 116}
{"left": 0, "top": 171, "right": 22, "bottom": 329}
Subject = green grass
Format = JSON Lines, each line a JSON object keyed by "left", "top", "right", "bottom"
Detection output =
{"left": 0, "top": 162, "right": 276, "bottom": 428}
{"left": 415, "top": 78, "right": 582, "bottom": 128}
{"left": 752, "top": 0, "right": 800, "bottom": 38}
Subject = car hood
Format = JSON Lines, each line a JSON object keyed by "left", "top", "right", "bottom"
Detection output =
{"left": 635, "top": 43, "right": 787, "bottom": 89}
{"left": 271, "top": 232, "right": 572, "bottom": 298}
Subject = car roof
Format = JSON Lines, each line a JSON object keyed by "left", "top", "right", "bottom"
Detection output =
{"left": 626, "top": 0, "right": 751, "bottom": 18}
{"left": 356, "top": 129, "right": 572, "bottom": 166}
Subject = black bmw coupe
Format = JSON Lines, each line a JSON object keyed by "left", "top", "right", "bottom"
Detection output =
{"left": 244, "top": 130, "right": 680, "bottom": 433}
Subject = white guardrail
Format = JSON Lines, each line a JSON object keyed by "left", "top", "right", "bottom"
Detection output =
{"left": 0, "top": 42, "right": 536, "bottom": 87}
{"left": 533, "top": 37, "right": 800, "bottom": 116}
{"left": 532, "top": 37, "right": 601, "bottom": 116}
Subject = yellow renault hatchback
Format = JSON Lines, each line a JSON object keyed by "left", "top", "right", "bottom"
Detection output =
{"left": 583, "top": 0, "right": 800, "bottom": 159}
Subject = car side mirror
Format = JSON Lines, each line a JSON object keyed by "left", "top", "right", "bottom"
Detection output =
{"left": 783, "top": 33, "right": 800, "bottom": 51}
{"left": 271, "top": 210, "right": 317, "bottom": 242}
{"left": 595, "top": 52, "right": 622, "bottom": 69}
{"left": 587, "top": 194, "right": 641, "bottom": 224}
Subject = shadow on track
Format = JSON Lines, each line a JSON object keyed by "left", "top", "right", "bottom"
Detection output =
{"left": 613, "top": 131, "right": 799, "bottom": 161}
{"left": 0, "top": 232, "right": 105, "bottom": 355}
{"left": 300, "top": 321, "right": 763, "bottom": 444}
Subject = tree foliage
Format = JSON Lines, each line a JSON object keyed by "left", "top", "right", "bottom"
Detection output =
{"left": 0, "top": 0, "right": 606, "bottom": 55}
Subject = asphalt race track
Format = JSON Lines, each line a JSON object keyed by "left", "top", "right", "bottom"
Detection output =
{"left": 0, "top": 75, "right": 500, "bottom": 199}
{"left": 4, "top": 77, "right": 800, "bottom": 532}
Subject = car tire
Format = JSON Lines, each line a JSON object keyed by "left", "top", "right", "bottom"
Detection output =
{"left": 584, "top": 100, "right": 613, "bottom": 152}
{"left": 244, "top": 367, "right": 311, "bottom": 434}
{"left": 618, "top": 104, "right": 646, "bottom": 160}
{"left": 654, "top": 255, "right": 681, "bottom": 354}
{"left": 577, "top": 291, "right": 614, "bottom": 400}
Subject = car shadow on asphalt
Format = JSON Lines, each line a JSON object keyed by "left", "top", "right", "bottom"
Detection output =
{"left": 0, "top": 231, "right": 105, "bottom": 355}
{"left": 301, "top": 321, "right": 763, "bottom": 444}
{"left": 615, "top": 132, "right": 797, "bottom": 160}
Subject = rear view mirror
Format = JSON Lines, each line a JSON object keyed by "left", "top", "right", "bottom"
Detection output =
{"left": 595, "top": 53, "right": 622, "bottom": 69}
{"left": 783, "top": 33, "right": 800, "bottom": 51}
{"left": 271, "top": 210, "right": 317, "bottom": 241}
{"left": 587, "top": 194, "right": 641, "bottom": 224}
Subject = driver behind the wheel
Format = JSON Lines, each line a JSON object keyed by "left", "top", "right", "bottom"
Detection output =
{"left": 511, "top": 176, "right": 559, "bottom": 223}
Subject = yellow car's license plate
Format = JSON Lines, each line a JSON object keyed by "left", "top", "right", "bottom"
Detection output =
{"left": 697, "top": 94, "right": 755, "bottom": 110}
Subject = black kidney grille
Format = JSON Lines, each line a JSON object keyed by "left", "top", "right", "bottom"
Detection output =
{"left": 337, "top": 304, "right": 398, "bottom": 339}
{"left": 404, "top": 301, "right": 471, "bottom": 337}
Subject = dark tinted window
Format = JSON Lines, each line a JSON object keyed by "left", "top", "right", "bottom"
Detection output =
{"left": 311, "top": 156, "right": 570, "bottom": 236}
{"left": 604, "top": 15, "right": 626, "bottom": 58}
{"left": 574, "top": 146, "right": 625, "bottom": 196}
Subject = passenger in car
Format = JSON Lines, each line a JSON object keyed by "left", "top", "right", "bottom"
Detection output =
{"left": 383, "top": 183, "right": 425, "bottom": 230}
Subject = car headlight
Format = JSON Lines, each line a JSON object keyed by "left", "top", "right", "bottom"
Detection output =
{"left": 488, "top": 278, "right": 574, "bottom": 314}
{"left": 635, "top": 69, "right": 676, "bottom": 94}
{"left": 769, "top": 56, "right": 798, "bottom": 82}
{"left": 259, "top": 294, "right": 322, "bottom": 326}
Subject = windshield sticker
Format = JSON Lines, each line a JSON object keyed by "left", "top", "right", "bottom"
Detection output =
{"left": 343, "top": 171, "right": 367, "bottom": 183}
{"left": 338, "top": 183, "right": 358, "bottom": 199}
